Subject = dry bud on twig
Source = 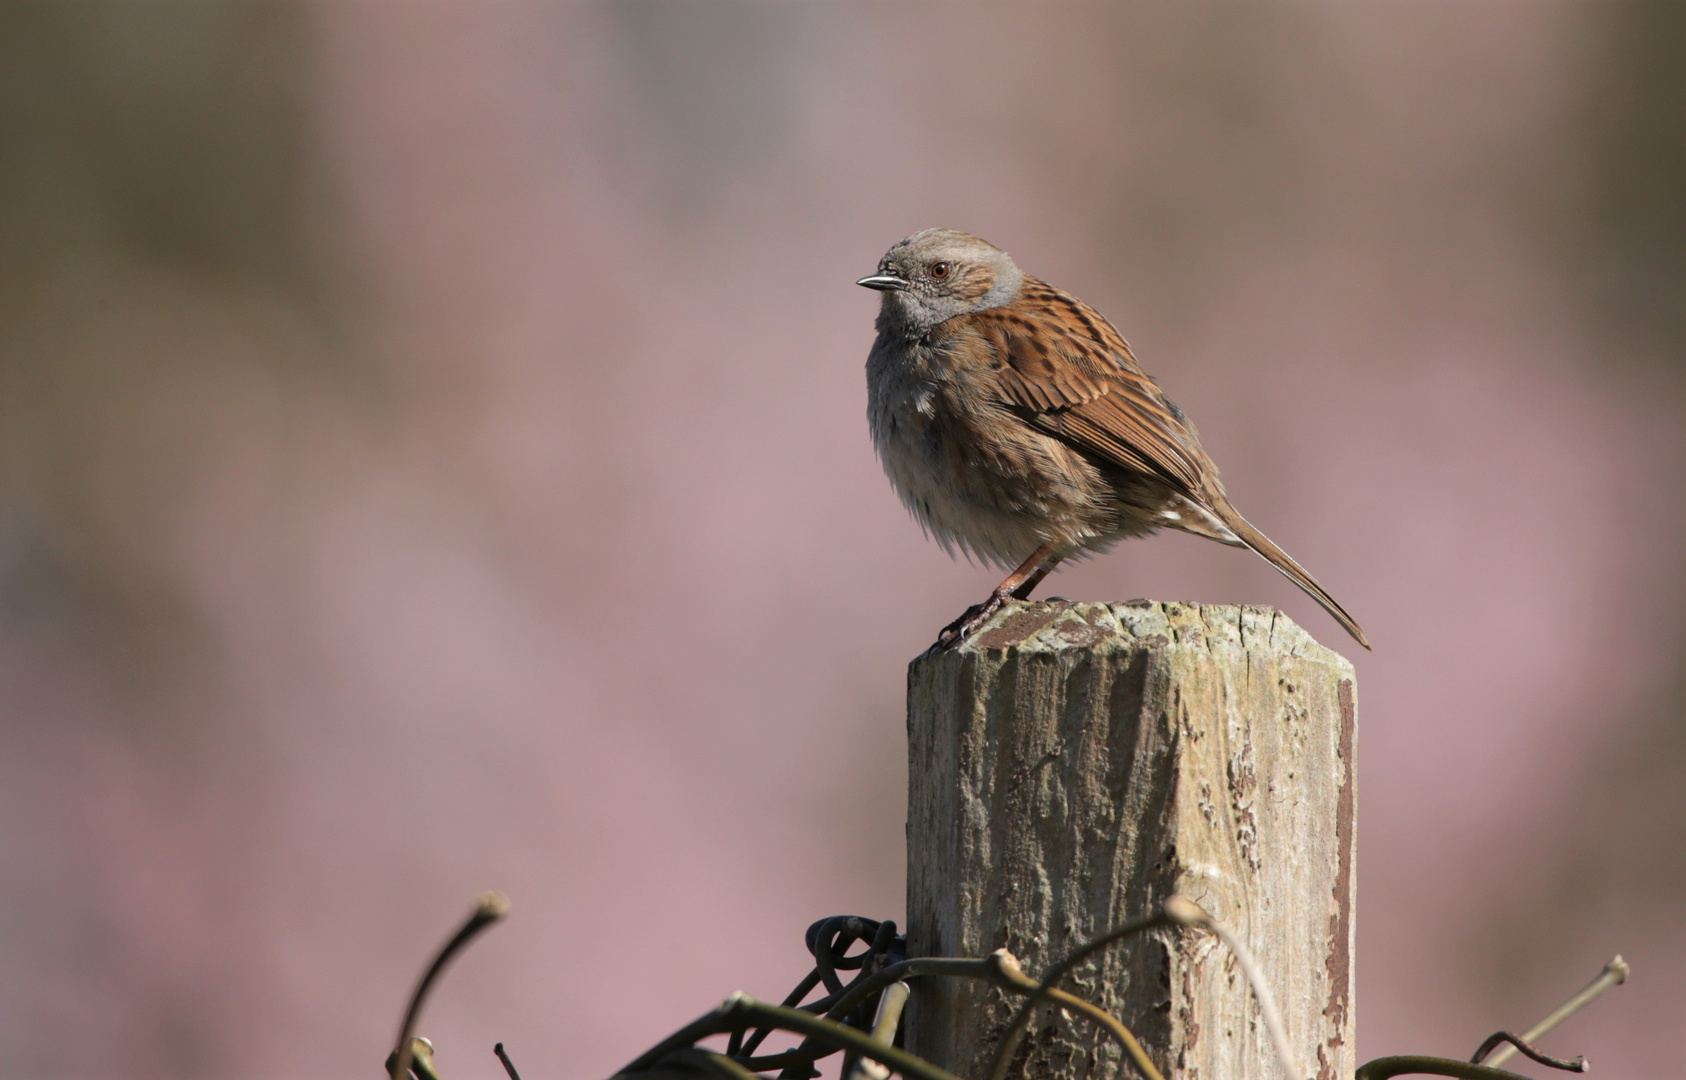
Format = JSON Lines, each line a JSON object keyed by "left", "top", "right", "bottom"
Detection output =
{"left": 390, "top": 892, "right": 510, "bottom": 1080}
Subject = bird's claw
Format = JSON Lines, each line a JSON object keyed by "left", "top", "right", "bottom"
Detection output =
{"left": 926, "top": 593, "right": 1009, "bottom": 655}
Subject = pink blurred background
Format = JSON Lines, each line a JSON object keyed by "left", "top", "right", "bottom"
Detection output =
{"left": 1, "top": 3, "right": 1681, "bottom": 1078}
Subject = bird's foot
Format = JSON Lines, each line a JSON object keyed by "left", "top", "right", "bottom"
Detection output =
{"left": 926, "top": 591, "right": 1011, "bottom": 655}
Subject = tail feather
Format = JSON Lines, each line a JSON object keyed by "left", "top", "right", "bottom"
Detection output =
{"left": 1209, "top": 502, "right": 1371, "bottom": 651}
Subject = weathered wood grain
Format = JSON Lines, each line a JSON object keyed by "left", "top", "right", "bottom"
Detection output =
{"left": 906, "top": 600, "right": 1356, "bottom": 1080}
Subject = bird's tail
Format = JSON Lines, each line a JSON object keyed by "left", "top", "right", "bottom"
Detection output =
{"left": 1210, "top": 501, "right": 1371, "bottom": 651}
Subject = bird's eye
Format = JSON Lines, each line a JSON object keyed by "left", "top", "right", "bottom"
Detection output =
{"left": 930, "top": 262, "right": 950, "bottom": 279}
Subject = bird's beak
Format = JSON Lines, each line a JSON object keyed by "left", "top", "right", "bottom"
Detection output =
{"left": 856, "top": 273, "right": 909, "bottom": 292}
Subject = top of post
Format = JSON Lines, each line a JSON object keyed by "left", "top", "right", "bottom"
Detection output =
{"left": 926, "top": 599, "right": 1355, "bottom": 666}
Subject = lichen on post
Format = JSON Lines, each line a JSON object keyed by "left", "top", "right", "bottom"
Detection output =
{"left": 905, "top": 600, "right": 1357, "bottom": 1080}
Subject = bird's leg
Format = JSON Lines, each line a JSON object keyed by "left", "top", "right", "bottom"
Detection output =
{"left": 931, "top": 543, "right": 1058, "bottom": 652}
{"left": 1008, "top": 553, "right": 1063, "bottom": 600}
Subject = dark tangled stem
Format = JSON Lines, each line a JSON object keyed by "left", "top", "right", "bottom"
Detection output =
{"left": 384, "top": 894, "right": 1624, "bottom": 1080}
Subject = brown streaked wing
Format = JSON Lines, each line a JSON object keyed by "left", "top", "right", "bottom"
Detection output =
{"left": 967, "top": 284, "right": 1208, "bottom": 494}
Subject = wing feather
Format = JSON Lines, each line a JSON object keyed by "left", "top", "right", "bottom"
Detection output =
{"left": 964, "top": 280, "right": 1210, "bottom": 494}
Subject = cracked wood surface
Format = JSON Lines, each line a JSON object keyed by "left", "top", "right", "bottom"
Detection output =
{"left": 906, "top": 600, "right": 1356, "bottom": 1080}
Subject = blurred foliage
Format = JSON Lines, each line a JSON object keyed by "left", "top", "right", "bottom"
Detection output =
{"left": 0, "top": 1, "right": 356, "bottom": 731}
{"left": 601, "top": 2, "right": 823, "bottom": 229}
{"left": 1459, "top": 4, "right": 1684, "bottom": 1035}
{"left": 0, "top": 1, "right": 331, "bottom": 308}
{"left": 1568, "top": 1, "right": 1685, "bottom": 363}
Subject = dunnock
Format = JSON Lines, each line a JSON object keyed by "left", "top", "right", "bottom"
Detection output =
{"left": 859, "top": 228, "right": 1369, "bottom": 652}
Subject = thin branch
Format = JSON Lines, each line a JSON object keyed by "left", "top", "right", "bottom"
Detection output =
{"left": 495, "top": 1042, "right": 523, "bottom": 1080}
{"left": 983, "top": 909, "right": 1173, "bottom": 1080}
{"left": 731, "top": 959, "right": 994, "bottom": 1072}
{"left": 732, "top": 952, "right": 1160, "bottom": 1079}
{"left": 740, "top": 917, "right": 898, "bottom": 1060}
{"left": 1481, "top": 956, "right": 1627, "bottom": 1070}
{"left": 1162, "top": 895, "right": 1302, "bottom": 1080}
{"left": 649, "top": 994, "right": 959, "bottom": 1080}
{"left": 1470, "top": 1033, "right": 1585, "bottom": 1073}
{"left": 392, "top": 893, "right": 511, "bottom": 1080}
{"left": 385, "top": 1038, "right": 441, "bottom": 1080}
{"left": 738, "top": 969, "right": 825, "bottom": 1057}
{"left": 628, "top": 898, "right": 1567, "bottom": 1080}
{"left": 722, "top": 996, "right": 958, "bottom": 1080}
{"left": 659, "top": 1047, "right": 770, "bottom": 1080}
{"left": 1355, "top": 1055, "right": 1536, "bottom": 1080}
{"left": 822, "top": 958, "right": 992, "bottom": 1026}
{"left": 845, "top": 980, "right": 910, "bottom": 1080}
{"left": 616, "top": 999, "right": 742, "bottom": 1075}
{"left": 870, "top": 981, "right": 911, "bottom": 1043}
{"left": 986, "top": 951, "right": 1164, "bottom": 1080}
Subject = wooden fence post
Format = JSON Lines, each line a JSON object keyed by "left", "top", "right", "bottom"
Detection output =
{"left": 905, "top": 600, "right": 1357, "bottom": 1080}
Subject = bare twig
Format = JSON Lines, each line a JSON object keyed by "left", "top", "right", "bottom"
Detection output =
{"left": 494, "top": 1042, "right": 523, "bottom": 1080}
{"left": 724, "top": 995, "right": 957, "bottom": 1080}
{"left": 1162, "top": 895, "right": 1302, "bottom": 1080}
{"left": 869, "top": 981, "right": 911, "bottom": 1043}
{"left": 737, "top": 915, "right": 898, "bottom": 1059}
{"left": 391, "top": 892, "right": 511, "bottom": 1080}
{"left": 983, "top": 908, "right": 1174, "bottom": 1080}
{"left": 620, "top": 993, "right": 960, "bottom": 1080}
{"left": 616, "top": 1000, "right": 742, "bottom": 1076}
{"left": 986, "top": 951, "right": 1165, "bottom": 1080}
{"left": 377, "top": 897, "right": 1625, "bottom": 1080}
{"left": 1355, "top": 1056, "right": 1536, "bottom": 1080}
{"left": 845, "top": 980, "right": 910, "bottom": 1080}
{"left": 1470, "top": 1032, "right": 1585, "bottom": 1073}
{"left": 731, "top": 951, "right": 1162, "bottom": 1080}
{"left": 385, "top": 1037, "right": 441, "bottom": 1080}
{"left": 729, "top": 959, "right": 992, "bottom": 1073}
{"left": 658, "top": 1047, "right": 768, "bottom": 1080}
{"left": 1481, "top": 956, "right": 1626, "bottom": 1070}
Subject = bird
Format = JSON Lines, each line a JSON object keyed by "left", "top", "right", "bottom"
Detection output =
{"left": 858, "top": 228, "right": 1369, "bottom": 653}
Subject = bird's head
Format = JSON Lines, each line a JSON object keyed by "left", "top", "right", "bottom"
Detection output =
{"left": 858, "top": 229, "right": 1025, "bottom": 338}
